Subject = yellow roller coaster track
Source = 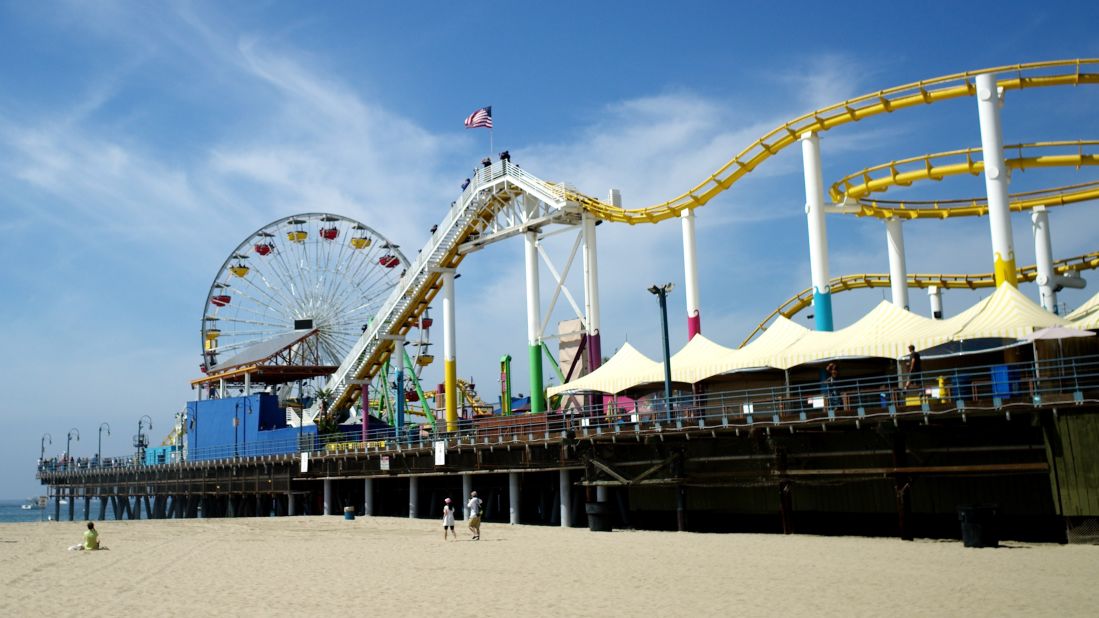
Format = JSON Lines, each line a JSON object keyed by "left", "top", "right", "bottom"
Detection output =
{"left": 852, "top": 180, "right": 1099, "bottom": 220}
{"left": 830, "top": 141, "right": 1099, "bottom": 219}
{"left": 567, "top": 59, "right": 1099, "bottom": 224}
{"left": 740, "top": 250, "right": 1099, "bottom": 347}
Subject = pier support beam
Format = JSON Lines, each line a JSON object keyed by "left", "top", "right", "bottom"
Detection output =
{"left": 462, "top": 474, "right": 473, "bottom": 520}
{"left": 559, "top": 469, "right": 571, "bottom": 528}
{"left": 363, "top": 478, "right": 373, "bottom": 516}
{"left": 287, "top": 491, "right": 296, "bottom": 517}
{"left": 525, "top": 230, "right": 546, "bottom": 413}
{"left": 98, "top": 496, "right": 107, "bottom": 521}
{"left": 595, "top": 486, "right": 609, "bottom": 502}
{"left": 893, "top": 433, "right": 914, "bottom": 541}
{"left": 53, "top": 490, "right": 60, "bottom": 522}
{"left": 1032, "top": 206, "right": 1058, "bottom": 312}
{"left": 509, "top": 472, "right": 520, "bottom": 525}
{"left": 928, "top": 285, "right": 944, "bottom": 319}
{"left": 323, "top": 479, "right": 333, "bottom": 516}
{"left": 676, "top": 485, "right": 687, "bottom": 532}
{"left": 83, "top": 492, "right": 90, "bottom": 521}
{"left": 409, "top": 477, "right": 419, "bottom": 519}
{"left": 976, "top": 72, "right": 1017, "bottom": 287}
{"left": 779, "top": 480, "right": 794, "bottom": 535}
{"left": 68, "top": 487, "right": 75, "bottom": 521}
{"left": 681, "top": 209, "right": 702, "bottom": 339}
{"left": 885, "top": 217, "right": 909, "bottom": 309}
{"left": 801, "top": 131, "right": 833, "bottom": 331}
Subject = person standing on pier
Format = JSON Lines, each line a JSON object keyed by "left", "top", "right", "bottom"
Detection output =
{"left": 467, "top": 491, "right": 483, "bottom": 540}
{"left": 904, "top": 345, "right": 923, "bottom": 391}
{"left": 442, "top": 498, "right": 456, "bottom": 541}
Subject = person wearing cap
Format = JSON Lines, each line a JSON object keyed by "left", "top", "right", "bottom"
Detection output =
{"left": 442, "top": 498, "right": 456, "bottom": 540}
{"left": 467, "top": 491, "right": 483, "bottom": 540}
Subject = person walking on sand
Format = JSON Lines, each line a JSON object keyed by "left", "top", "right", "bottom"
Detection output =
{"left": 467, "top": 490, "right": 483, "bottom": 540}
{"left": 442, "top": 498, "right": 456, "bottom": 540}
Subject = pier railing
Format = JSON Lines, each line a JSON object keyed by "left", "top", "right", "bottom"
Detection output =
{"left": 37, "top": 353, "right": 1099, "bottom": 474}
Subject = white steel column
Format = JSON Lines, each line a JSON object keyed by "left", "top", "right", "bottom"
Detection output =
{"left": 801, "top": 131, "right": 833, "bottom": 331}
{"left": 409, "top": 477, "right": 419, "bottom": 519}
{"left": 509, "top": 472, "right": 520, "bottom": 525}
{"left": 928, "top": 285, "right": 944, "bottom": 319}
{"left": 461, "top": 473, "right": 473, "bottom": 520}
{"left": 582, "top": 210, "right": 603, "bottom": 371}
{"left": 681, "top": 209, "right": 702, "bottom": 339}
{"left": 885, "top": 218, "right": 910, "bottom": 309}
{"left": 976, "top": 72, "right": 1017, "bottom": 287}
{"left": 287, "top": 491, "right": 295, "bottom": 516}
{"left": 559, "top": 469, "right": 571, "bottom": 528}
{"left": 323, "top": 479, "right": 333, "bottom": 516}
{"left": 596, "top": 486, "right": 609, "bottom": 502}
{"left": 363, "top": 478, "right": 374, "bottom": 516}
{"left": 442, "top": 270, "right": 458, "bottom": 431}
{"left": 524, "top": 230, "right": 546, "bottom": 413}
{"left": 1032, "top": 206, "right": 1057, "bottom": 312}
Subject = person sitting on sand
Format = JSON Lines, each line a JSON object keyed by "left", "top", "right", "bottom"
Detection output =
{"left": 69, "top": 521, "right": 108, "bottom": 551}
{"left": 442, "top": 498, "right": 456, "bottom": 541}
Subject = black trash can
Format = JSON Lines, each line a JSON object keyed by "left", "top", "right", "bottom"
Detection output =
{"left": 585, "top": 502, "right": 613, "bottom": 532}
{"left": 957, "top": 504, "right": 999, "bottom": 548}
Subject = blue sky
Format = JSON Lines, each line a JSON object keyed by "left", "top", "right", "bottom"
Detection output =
{"left": 2, "top": 1, "right": 1098, "bottom": 498}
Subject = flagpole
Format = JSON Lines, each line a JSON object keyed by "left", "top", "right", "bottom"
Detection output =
{"left": 490, "top": 127, "right": 494, "bottom": 160}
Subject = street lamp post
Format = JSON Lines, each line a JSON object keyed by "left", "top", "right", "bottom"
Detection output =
{"left": 648, "top": 283, "right": 675, "bottom": 422}
{"left": 40, "top": 433, "right": 52, "bottom": 466}
{"left": 66, "top": 428, "right": 80, "bottom": 465}
{"left": 135, "top": 415, "right": 152, "bottom": 465}
{"left": 98, "top": 422, "right": 111, "bottom": 468}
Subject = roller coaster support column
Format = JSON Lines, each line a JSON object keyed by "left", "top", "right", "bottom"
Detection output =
{"left": 525, "top": 231, "right": 547, "bottom": 413}
{"left": 1032, "top": 206, "right": 1057, "bottom": 312}
{"left": 394, "top": 336, "right": 406, "bottom": 439}
{"left": 801, "top": 131, "right": 833, "bottom": 331}
{"left": 976, "top": 72, "right": 1017, "bottom": 287}
{"left": 441, "top": 269, "right": 459, "bottom": 430}
{"left": 582, "top": 208, "right": 604, "bottom": 371}
{"left": 681, "top": 209, "right": 702, "bottom": 338}
{"left": 928, "top": 285, "right": 944, "bottom": 319}
{"left": 886, "top": 218, "right": 909, "bottom": 309}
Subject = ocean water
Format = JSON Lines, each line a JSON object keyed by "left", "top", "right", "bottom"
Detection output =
{"left": 0, "top": 499, "right": 50, "bottom": 523}
{"left": 0, "top": 499, "right": 130, "bottom": 523}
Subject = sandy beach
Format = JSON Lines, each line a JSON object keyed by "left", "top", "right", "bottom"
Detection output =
{"left": 1, "top": 517, "right": 1096, "bottom": 617}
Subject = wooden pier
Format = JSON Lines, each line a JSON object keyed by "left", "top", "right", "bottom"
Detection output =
{"left": 38, "top": 394, "right": 1099, "bottom": 542}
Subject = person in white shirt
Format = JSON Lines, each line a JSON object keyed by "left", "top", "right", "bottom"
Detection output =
{"left": 442, "top": 498, "right": 456, "bottom": 540}
{"left": 467, "top": 491, "right": 483, "bottom": 540}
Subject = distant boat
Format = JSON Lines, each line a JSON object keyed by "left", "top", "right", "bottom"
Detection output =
{"left": 59, "top": 498, "right": 68, "bottom": 505}
{"left": 20, "top": 503, "right": 32, "bottom": 510}
{"left": 21, "top": 496, "right": 44, "bottom": 510}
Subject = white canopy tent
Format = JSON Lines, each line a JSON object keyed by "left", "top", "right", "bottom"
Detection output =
{"left": 550, "top": 284, "right": 1091, "bottom": 395}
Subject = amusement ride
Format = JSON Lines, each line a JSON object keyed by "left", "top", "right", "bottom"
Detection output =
{"left": 189, "top": 58, "right": 1099, "bottom": 443}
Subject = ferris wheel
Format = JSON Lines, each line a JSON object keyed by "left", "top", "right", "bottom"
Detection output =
{"left": 200, "top": 213, "right": 431, "bottom": 384}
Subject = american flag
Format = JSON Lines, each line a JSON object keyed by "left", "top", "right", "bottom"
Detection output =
{"left": 464, "top": 106, "right": 493, "bottom": 129}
